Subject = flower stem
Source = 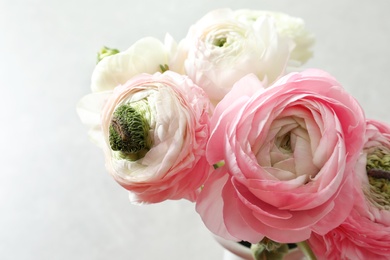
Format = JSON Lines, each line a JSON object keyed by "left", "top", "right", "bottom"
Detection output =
{"left": 296, "top": 241, "right": 317, "bottom": 260}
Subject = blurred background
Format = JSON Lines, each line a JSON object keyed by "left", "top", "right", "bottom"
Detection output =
{"left": 1, "top": 0, "right": 389, "bottom": 259}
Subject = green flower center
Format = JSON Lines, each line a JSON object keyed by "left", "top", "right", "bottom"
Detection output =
{"left": 213, "top": 37, "right": 227, "bottom": 47}
{"left": 109, "top": 100, "right": 152, "bottom": 160}
{"left": 366, "top": 148, "right": 390, "bottom": 209}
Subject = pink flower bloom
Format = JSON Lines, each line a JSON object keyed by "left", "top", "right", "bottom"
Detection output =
{"left": 309, "top": 119, "right": 390, "bottom": 259}
{"left": 196, "top": 69, "right": 366, "bottom": 244}
{"left": 80, "top": 71, "right": 212, "bottom": 204}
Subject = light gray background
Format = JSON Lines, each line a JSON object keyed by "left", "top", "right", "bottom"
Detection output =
{"left": 1, "top": 0, "right": 389, "bottom": 259}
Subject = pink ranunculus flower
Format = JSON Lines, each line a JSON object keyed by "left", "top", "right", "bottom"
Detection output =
{"left": 178, "top": 8, "right": 294, "bottom": 105}
{"left": 196, "top": 69, "right": 366, "bottom": 244}
{"left": 309, "top": 119, "right": 390, "bottom": 260}
{"left": 78, "top": 71, "right": 212, "bottom": 204}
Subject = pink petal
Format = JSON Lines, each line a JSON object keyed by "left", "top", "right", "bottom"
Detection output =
{"left": 196, "top": 167, "right": 238, "bottom": 241}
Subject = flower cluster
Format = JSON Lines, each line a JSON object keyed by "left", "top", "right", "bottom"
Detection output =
{"left": 77, "top": 8, "right": 390, "bottom": 259}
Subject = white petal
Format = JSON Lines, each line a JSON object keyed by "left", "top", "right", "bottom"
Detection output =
{"left": 76, "top": 91, "right": 112, "bottom": 127}
{"left": 91, "top": 37, "right": 170, "bottom": 92}
{"left": 76, "top": 91, "right": 112, "bottom": 147}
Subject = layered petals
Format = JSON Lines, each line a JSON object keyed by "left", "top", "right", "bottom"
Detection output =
{"left": 91, "top": 35, "right": 180, "bottom": 93}
{"left": 179, "top": 8, "right": 295, "bottom": 104}
{"left": 79, "top": 71, "right": 212, "bottom": 203}
{"left": 196, "top": 69, "right": 366, "bottom": 243}
{"left": 309, "top": 119, "right": 390, "bottom": 259}
{"left": 234, "top": 9, "right": 315, "bottom": 66}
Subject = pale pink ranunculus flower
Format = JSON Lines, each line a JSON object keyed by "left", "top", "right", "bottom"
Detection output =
{"left": 309, "top": 119, "right": 390, "bottom": 260}
{"left": 179, "top": 8, "right": 294, "bottom": 105}
{"left": 196, "top": 69, "right": 366, "bottom": 244}
{"left": 78, "top": 71, "right": 212, "bottom": 204}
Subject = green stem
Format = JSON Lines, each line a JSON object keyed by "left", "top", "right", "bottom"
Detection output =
{"left": 297, "top": 241, "right": 317, "bottom": 260}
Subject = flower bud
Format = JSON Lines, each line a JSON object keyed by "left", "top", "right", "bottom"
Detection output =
{"left": 97, "top": 46, "right": 120, "bottom": 63}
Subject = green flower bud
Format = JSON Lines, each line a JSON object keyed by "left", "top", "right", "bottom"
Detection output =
{"left": 109, "top": 100, "right": 152, "bottom": 160}
{"left": 159, "top": 64, "right": 169, "bottom": 73}
{"left": 366, "top": 147, "right": 390, "bottom": 209}
{"left": 97, "top": 46, "right": 120, "bottom": 63}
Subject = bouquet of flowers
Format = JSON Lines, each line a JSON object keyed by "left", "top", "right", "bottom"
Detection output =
{"left": 77, "top": 8, "right": 390, "bottom": 260}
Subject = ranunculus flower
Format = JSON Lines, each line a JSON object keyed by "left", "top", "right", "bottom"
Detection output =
{"left": 234, "top": 9, "right": 315, "bottom": 66}
{"left": 196, "top": 69, "right": 366, "bottom": 244}
{"left": 78, "top": 71, "right": 211, "bottom": 204}
{"left": 91, "top": 35, "right": 180, "bottom": 93}
{"left": 179, "top": 8, "right": 294, "bottom": 104}
{"left": 309, "top": 119, "right": 390, "bottom": 260}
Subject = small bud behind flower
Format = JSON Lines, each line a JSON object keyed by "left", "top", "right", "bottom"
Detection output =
{"left": 97, "top": 46, "right": 120, "bottom": 63}
{"left": 159, "top": 64, "right": 169, "bottom": 73}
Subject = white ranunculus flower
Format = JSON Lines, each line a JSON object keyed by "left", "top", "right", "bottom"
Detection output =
{"left": 91, "top": 34, "right": 180, "bottom": 93}
{"left": 180, "top": 8, "right": 294, "bottom": 104}
{"left": 234, "top": 9, "right": 315, "bottom": 66}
